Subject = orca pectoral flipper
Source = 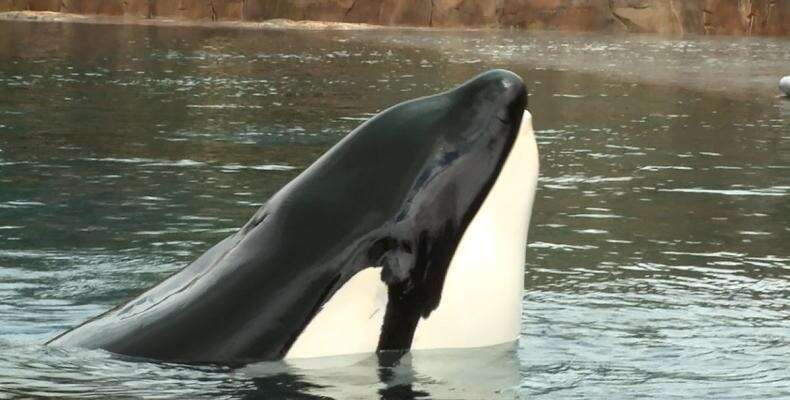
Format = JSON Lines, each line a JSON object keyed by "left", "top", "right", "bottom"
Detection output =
{"left": 377, "top": 220, "right": 460, "bottom": 352}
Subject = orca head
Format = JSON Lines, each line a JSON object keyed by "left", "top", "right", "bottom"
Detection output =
{"left": 370, "top": 69, "right": 529, "bottom": 352}
{"left": 282, "top": 69, "right": 532, "bottom": 359}
{"left": 415, "top": 68, "right": 528, "bottom": 226}
{"left": 375, "top": 69, "right": 528, "bottom": 279}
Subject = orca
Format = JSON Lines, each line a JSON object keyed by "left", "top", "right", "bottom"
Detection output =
{"left": 47, "top": 69, "right": 539, "bottom": 364}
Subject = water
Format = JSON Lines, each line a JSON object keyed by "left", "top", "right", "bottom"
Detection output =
{"left": 1, "top": 20, "right": 788, "bottom": 399}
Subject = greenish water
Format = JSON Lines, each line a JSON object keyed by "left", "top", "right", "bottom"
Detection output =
{"left": 0, "top": 20, "right": 789, "bottom": 399}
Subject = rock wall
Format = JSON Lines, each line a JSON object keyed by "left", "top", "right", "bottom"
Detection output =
{"left": 0, "top": 0, "right": 788, "bottom": 36}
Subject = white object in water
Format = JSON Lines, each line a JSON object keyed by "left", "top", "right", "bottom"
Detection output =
{"left": 780, "top": 76, "right": 790, "bottom": 96}
{"left": 286, "top": 110, "right": 540, "bottom": 359}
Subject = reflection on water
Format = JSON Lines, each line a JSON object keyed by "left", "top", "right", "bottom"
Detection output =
{"left": 0, "top": 342, "right": 519, "bottom": 399}
{"left": 243, "top": 344, "right": 520, "bottom": 399}
{"left": 375, "top": 30, "right": 790, "bottom": 95}
{"left": 0, "top": 20, "right": 789, "bottom": 399}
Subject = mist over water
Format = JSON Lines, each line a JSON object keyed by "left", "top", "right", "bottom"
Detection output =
{"left": 0, "top": 21, "right": 788, "bottom": 399}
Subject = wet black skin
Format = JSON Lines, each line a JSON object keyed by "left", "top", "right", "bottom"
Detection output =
{"left": 47, "top": 69, "right": 528, "bottom": 364}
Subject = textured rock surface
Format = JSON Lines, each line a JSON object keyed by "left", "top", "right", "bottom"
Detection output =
{"left": 0, "top": 0, "right": 788, "bottom": 36}
{"left": 61, "top": 1, "right": 125, "bottom": 16}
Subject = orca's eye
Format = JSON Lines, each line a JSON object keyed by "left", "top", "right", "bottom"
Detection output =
{"left": 440, "top": 150, "right": 460, "bottom": 166}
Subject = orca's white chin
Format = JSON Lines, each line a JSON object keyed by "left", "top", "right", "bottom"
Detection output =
{"left": 286, "top": 111, "right": 539, "bottom": 360}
